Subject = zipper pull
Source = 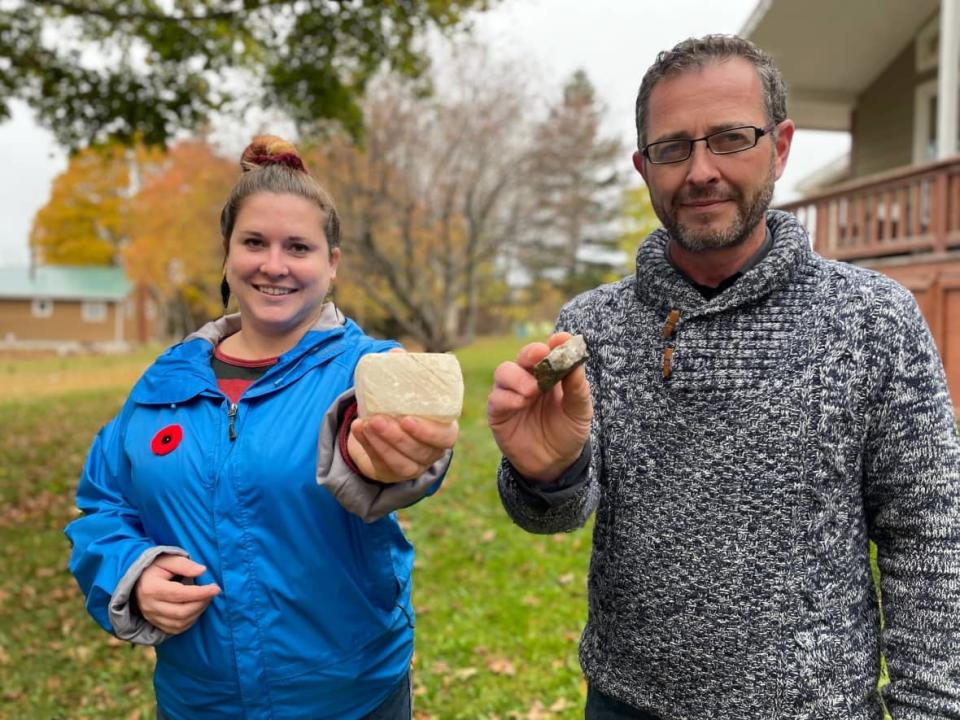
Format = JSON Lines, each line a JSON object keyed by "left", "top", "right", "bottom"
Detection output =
{"left": 227, "top": 403, "right": 238, "bottom": 442}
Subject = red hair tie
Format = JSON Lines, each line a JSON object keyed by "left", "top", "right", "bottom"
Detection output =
{"left": 247, "top": 152, "right": 306, "bottom": 172}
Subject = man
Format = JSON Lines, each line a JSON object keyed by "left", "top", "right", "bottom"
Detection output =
{"left": 487, "top": 35, "right": 960, "bottom": 720}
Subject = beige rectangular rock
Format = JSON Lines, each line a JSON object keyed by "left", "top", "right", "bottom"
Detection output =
{"left": 355, "top": 352, "right": 464, "bottom": 422}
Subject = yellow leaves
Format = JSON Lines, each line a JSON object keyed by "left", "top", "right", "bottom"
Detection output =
{"left": 124, "top": 139, "right": 234, "bottom": 326}
{"left": 31, "top": 142, "right": 163, "bottom": 266}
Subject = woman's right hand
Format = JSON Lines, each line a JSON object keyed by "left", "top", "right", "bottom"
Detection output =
{"left": 487, "top": 332, "right": 593, "bottom": 482}
{"left": 134, "top": 554, "right": 221, "bottom": 635}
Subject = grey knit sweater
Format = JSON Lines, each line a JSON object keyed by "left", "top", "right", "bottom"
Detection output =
{"left": 498, "top": 210, "right": 960, "bottom": 720}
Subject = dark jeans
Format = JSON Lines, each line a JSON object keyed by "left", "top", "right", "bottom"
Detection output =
{"left": 156, "top": 672, "right": 411, "bottom": 720}
{"left": 361, "top": 672, "right": 411, "bottom": 720}
{"left": 585, "top": 686, "right": 661, "bottom": 720}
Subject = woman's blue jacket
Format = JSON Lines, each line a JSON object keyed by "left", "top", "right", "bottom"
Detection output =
{"left": 65, "top": 314, "right": 442, "bottom": 719}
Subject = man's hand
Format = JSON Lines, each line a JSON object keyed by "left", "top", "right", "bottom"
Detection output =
{"left": 348, "top": 415, "right": 459, "bottom": 484}
{"left": 134, "top": 554, "right": 221, "bottom": 636}
{"left": 487, "top": 332, "right": 593, "bottom": 483}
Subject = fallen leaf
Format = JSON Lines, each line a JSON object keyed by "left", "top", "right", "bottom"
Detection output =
{"left": 480, "top": 529, "right": 496, "bottom": 543}
{"left": 557, "top": 573, "right": 575, "bottom": 586}
{"left": 454, "top": 667, "right": 478, "bottom": 681}
{"left": 549, "top": 697, "right": 572, "bottom": 712}
{"left": 486, "top": 657, "right": 516, "bottom": 675}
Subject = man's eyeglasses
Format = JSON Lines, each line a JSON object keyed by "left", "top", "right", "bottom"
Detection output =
{"left": 642, "top": 123, "right": 778, "bottom": 165}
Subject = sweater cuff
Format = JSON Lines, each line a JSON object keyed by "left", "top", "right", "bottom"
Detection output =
{"left": 109, "top": 545, "right": 190, "bottom": 646}
{"left": 508, "top": 440, "right": 591, "bottom": 508}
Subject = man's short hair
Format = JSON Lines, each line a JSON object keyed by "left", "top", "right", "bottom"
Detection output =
{"left": 635, "top": 34, "right": 787, "bottom": 150}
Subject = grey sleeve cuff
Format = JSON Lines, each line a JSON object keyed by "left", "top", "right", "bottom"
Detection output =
{"left": 317, "top": 389, "right": 451, "bottom": 523}
{"left": 505, "top": 439, "right": 592, "bottom": 509}
{"left": 108, "top": 545, "right": 190, "bottom": 646}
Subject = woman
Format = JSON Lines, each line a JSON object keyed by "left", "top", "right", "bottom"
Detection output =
{"left": 66, "top": 135, "right": 458, "bottom": 719}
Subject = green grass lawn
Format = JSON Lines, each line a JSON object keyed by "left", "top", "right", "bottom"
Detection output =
{"left": 0, "top": 336, "right": 591, "bottom": 719}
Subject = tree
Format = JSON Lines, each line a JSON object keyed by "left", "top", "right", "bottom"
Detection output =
{"left": 520, "top": 70, "right": 623, "bottom": 294}
{"left": 1, "top": 0, "right": 496, "bottom": 150}
{"left": 308, "top": 58, "right": 532, "bottom": 352}
{"left": 617, "top": 183, "right": 660, "bottom": 274}
{"left": 124, "top": 138, "right": 236, "bottom": 335}
{"left": 30, "top": 141, "right": 160, "bottom": 265}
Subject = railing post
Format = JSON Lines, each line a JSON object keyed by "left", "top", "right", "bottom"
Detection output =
{"left": 815, "top": 200, "right": 828, "bottom": 253}
{"left": 933, "top": 172, "right": 949, "bottom": 253}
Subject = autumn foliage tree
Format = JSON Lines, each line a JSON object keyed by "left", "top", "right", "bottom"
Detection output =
{"left": 30, "top": 142, "right": 160, "bottom": 265}
{"left": 308, "top": 61, "right": 532, "bottom": 351}
{"left": 618, "top": 184, "right": 661, "bottom": 274}
{"left": 124, "top": 139, "right": 236, "bottom": 335}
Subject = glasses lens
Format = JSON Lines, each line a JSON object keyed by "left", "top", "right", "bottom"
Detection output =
{"left": 648, "top": 140, "right": 690, "bottom": 164}
{"left": 708, "top": 128, "right": 756, "bottom": 154}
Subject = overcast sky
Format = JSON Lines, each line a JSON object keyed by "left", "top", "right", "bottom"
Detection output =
{"left": 0, "top": 0, "right": 849, "bottom": 268}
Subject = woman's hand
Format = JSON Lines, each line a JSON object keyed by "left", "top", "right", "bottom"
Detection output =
{"left": 347, "top": 415, "right": 459, "bottom": 484}
{"left": 134, "top": 554, "right": 221, "bottom": 635}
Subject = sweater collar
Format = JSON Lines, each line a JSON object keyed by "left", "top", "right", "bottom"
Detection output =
{"left": 634, "top": 209, "right": 812, "bottom": 316}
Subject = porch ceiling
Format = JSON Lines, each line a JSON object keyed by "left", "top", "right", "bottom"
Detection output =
{"left": 742, "top": 0, "right": 939, "bottom": 130}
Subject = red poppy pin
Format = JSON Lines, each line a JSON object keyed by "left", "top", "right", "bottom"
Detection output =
{"left": 151, "top": 424, "right": 183, "bottom": 456}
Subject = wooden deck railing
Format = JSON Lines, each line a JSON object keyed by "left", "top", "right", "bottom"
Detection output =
{"left": 780, "top": 155, "right": 960, "bottom": 260}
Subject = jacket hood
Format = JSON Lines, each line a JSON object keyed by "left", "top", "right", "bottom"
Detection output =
{"left": 130, "top": 302, "right": 354, "bottom": 405}
{"left": 634, "top": 209, "right": 812, "bottom": 317}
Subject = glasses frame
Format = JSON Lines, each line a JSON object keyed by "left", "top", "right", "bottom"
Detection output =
{"left": 642, "top": 122, "right": 779, "bottom": 165}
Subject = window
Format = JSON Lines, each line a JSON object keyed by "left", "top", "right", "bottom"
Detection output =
{"left": 81, "top": 301, "right": 107, "bottom": 323}
{"left": 31, "top": 298, "right": 53, "bottom": 318}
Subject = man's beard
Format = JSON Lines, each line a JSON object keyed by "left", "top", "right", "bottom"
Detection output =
{"left": 652, "top": 164, "right": 775, "bottom": 253}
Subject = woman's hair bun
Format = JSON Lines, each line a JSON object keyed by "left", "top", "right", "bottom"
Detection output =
{"left": 240, "top": 134, "right": 306, "bottom": 173}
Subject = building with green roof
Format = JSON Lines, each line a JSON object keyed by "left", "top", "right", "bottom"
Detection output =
{"left": 0, "top": 266, "right": 159, "bottom": 351}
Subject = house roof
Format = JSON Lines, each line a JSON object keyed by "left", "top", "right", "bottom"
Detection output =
{"left": 0, "top": 266, "right": 132, "bottom": 301}
{"left": 742, "top": 0, "right": 939, "bottom": 130}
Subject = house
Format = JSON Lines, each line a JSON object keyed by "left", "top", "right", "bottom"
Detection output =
{"left": 0, "top": 265, "right": 159, "bottom": 352}
{"left": 744, "top": 0, "right": 960, "bottom": 408}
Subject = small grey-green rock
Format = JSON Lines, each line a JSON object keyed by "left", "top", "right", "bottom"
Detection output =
{"left": 355, "top": 353, "right": 464, "bottom": 422}
{"left": 532, "top": 335, "right": 589, "bottom": 393}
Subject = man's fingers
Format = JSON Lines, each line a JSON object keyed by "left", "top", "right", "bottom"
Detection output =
{"left": 547, "top": 331, "right": 573, "bottom": 349}
{"left": 492, "top": 361, "right": 541, "bottom": 399}
{"left": 515, "top": 342, "right": 553, "bottom": 371}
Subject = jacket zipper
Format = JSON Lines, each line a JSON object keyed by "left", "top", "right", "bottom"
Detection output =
{"left": 227, "top": 402, "right": 238, "bottom": 441}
